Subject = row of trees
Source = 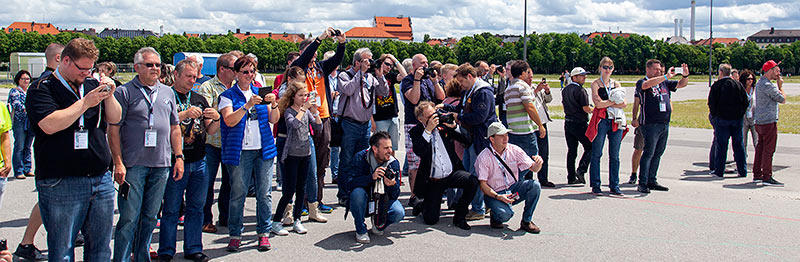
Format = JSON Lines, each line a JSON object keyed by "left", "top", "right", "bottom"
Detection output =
{"left": 2, "top": 30, "right": 799, "bottom": 74}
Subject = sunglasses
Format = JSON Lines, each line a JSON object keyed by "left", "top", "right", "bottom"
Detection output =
{"left": 747, "top": 77, "right": 755, "bottom": 80}
{"left": 239, "top": 70, "right": 255, "bottom": 75}
{"left": 384, "top": 62, "right": 394, "bottom": 67}
{"left": 601, "top": 65, "right": 614, "bottom": 70}
{"left": 139, "top": 63, "right": 162, "bottom": 68}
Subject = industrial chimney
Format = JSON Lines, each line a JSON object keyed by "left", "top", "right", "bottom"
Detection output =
{"left": 674, "top": 19, "right": 679, "bottom": 37}
{"left": 679, "top": 19, "right": 684, "bottom": 37}
{"left": 691, "top": 0, "right": 696, "bottom": 41}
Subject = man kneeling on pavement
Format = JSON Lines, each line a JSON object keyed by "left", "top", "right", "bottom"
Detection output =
{"left": 410, "top": 101, "right": 479, "bottom": 230}
{"left": 476, "top": 122, "right": 544, "bottom": 233}
{"left": 346, "top": 131, "right": 404, "bottom": 244}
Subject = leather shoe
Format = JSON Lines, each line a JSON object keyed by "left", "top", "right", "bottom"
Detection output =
{"left": 490, "top": 219, "right": 505, "bottom": 229}
{"left": 202, "top": 223, "right": 217, "bottom": 233}
{"left": 157, "top": 254, "right": 173, "bottom": 262}
{"left": 453, "top": 220, "right": 471, "bottom": 230}
{"left": 647, "top": 183, "right": 669, "bottom": 191}
{"left": 637, "top": 185, "right": 650, "bottom": 193}
{"left": 540, "top": 181, "right": 556, "bottom": 188}
{"left": 520, "top": 221, "right": 541, "bottom": 234}
{"left": 576, "top": 174, "right": 586, "bottom": 184}
{"left": 184, "top": 253, "right": 209, "bottom": 262}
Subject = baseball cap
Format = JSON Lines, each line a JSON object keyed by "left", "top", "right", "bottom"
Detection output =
{"left": 486, "top": 122, "right": 511, "bottom": 138}
{"left": 570, "top": 67, "right": 587, "bottom": 76}
{"left": 762, "top": 60, "right": 781, "bottom": 72}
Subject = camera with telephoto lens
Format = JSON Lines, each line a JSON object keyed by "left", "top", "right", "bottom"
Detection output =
{"left": 436, "top": 109, "right": 455, "bottom": 127}
{"left": 421, "top": 67, "right": 438, "bottom": 79}
{"left": 495, "top": 66, "right": 504, "bottom": 74}
{"left": 366, "top": 59, "right": 381, "bottom": 74}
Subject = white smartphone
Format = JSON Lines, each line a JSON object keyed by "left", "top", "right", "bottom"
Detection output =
{"left": 674, "top": 67, "right": 684, "bottom": 75}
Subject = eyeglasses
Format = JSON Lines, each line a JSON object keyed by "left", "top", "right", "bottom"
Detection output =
{"left": 239, "top": 70, "right": 255, "bottom": 75}
{"left": 601, "top": 65, "right": 614, "bottom": 70}
{"left": 20, "top": 77, "right": 31, "bottom": 81}
{"left": 384, "top": 62, "right": 394, "bottom": 68}
{"left": 139, "top": 63, "right": 162, "bottom": 69}
{"left": 71, "top": 60, "right": 95, "bottom": 73}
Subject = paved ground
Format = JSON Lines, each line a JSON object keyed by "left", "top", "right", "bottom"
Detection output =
{"left": 1, "top": 117, "right": 798, "bottom": 261}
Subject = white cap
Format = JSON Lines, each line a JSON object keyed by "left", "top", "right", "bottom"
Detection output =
{"left": 570, "top": 67, "right": 587, "bottom": 76}
{"left": 486, "top": 122, "right": 511, "bottom": 138}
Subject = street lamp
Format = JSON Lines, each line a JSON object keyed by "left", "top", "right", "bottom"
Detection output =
{"left": 523, "top": 0, "right": 528, "bottom": 62}
{"left": 571, "top": 50, "right": 577, "bottom": 69}
{"left": 708, "top": 0, "right": 713, "bottom": 87}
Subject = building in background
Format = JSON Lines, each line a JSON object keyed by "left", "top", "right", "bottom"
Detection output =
{"left": 581, "top": 31, "right": 632, "bottom": 44}
{"left": 3, "top": 22, "right": 60, "bottom": 34}
{"left": 426, "top": 38, "right": 459, "bottom": 48}
{"left": 374, "top": 16, "right": 413, "bottom": 42}
{"left": 748, "top": 28, "right": 800, "bottom": 48}
{"left": 231, "top": 29, "right": 306, "bottom": 43}
{"left": 692, "top": 38, "right": 743, "bottom": 46}
{"left": 345, "top": 27, "right": 400, "bottom": 43}
{"left": 60, "top": 28, "right": 97, "bottom": 37}
{"left": 98, "top": 28, "right": 158, "bottom": 39}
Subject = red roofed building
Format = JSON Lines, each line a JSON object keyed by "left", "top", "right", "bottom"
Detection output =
{"left": 345, "top": 27, "right": 399, "bottom": 43}
{"left": 580, "top": 31, "right": 632, "bottom": 44}
{"left": 4, "top": 21, "right": 60, "bottom": 35}
{"left": 374, "top": 16, "right": 413, "bottom": 42}
{"left": 693, "top": 38, "right": 743, "bottom": 46}
{"left": 231, "top": 29, "right": 306, "bottom": 43}
{"left": 426, "top": 38, "right": 458, "bottom": 48}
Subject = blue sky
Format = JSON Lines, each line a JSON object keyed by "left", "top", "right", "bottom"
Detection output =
{"left": 1, "top": 0, "right": 797, "bottom": 41}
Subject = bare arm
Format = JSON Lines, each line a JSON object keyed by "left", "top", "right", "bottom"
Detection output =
{"left": 39, "top": 86, "right": 111, "bottom": 135}
{"left": 0, "top": 131, "right": 11, "bottom": 177}
{"left": 171, "top": 124, "right": 184, "bottom": 181}
{"left": 591, "top": 80, "right": 615, "bottom": 109}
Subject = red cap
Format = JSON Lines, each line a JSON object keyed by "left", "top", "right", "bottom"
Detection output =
{"left": 762, "top": 60, "right": 780, "bottom": 72}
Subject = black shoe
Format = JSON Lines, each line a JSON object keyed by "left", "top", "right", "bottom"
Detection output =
{"left": 762, "top": 178, "right": 784, "bottom": 187}
{"left": 610, "top": 188, "right": 624, "bottom": 196}
{"left": 184, "top": 253, "right": 209, "bottom": 262}
{"left": 490, "top": 219, "right": 505, "bottom": 229}
{"left": 331, "top": 178, "right": 338, "bottom": 184}
{"left": 408, "top": 196, "right": 421, "bottom": 207}
{"left": 647, "top": 183, "right": 669, "bottom": 191}
{"left": 247, "top": 191, "right": 256, "bottom": 197}
{"left": 157, "top": 254, "right": 173, "bottom": 262}
{"left": 637, "top": 185, "right": 650, "bottom": 194}
{"left": 540, "top": 181, "right": 556, "bottom": 188}
{"left": 738, "top": 173, "right": 747, "bottom": 178}
{"left": 591, "top": 187, "right": 603, "bottom": 196}
{"left": 453, "top": 220, "right": 471, "bottom": 230}
{"left": 412, "top": 204, "right": 423, "bottom": 216}
{"left": 576, "top": 174, "right": 586, "bottom": 184}
{"left": 567, "top": 176, "right": 580, "bottom": 184}
{"left": 217, "top": 220, "right": 228, "bottom": 227}
{"left": 14, "top": 244, "right": 46, "bottom": 261}
{"left": 75, "top": 232, "right": 85, "bottom": 246}
{"left": 338, "top": 198, "right": 348, "bottom": 207}
{"left": 628, "top": 173, "right": 637, "bottom": 184}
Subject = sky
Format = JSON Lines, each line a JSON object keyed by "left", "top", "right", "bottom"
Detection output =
{"left": 2, "top": 0, "right": 798, "bottom": 42}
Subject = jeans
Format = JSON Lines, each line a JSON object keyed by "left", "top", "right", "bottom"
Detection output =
{"left": 159, "top": 160, "right": 208, "bottom": 257}
{"left": 375, "top": 117, "right": 400, "bottom": 150}
{"left": 227, "top": 150, "right": 274, "bottom": 236}
{"left": 0, "top": 177, "right": 5, "bottom": 209}
{"left": 306, "top": 136, "right": 318, "bottom": 203}
{"left": 590, "top": 119, "right": 623, "bottom": 190}
{"left": 274, "top": 155, "right": 309, "bottom": 221}
{"left": 337, "top": 118, "right": 371, "bottom": 201}
{"left": 38, "top": 173, "right": 115, "bottom": 262}
{"left": 713, "top": 118, "right": 747, "bottom": 176}
{"left": 11, "top": 123, "right": 34, "bottom": 176}
{"left": 203, "top": 145, "right": 230, "bottom": 225}
{"left": 114, "top": 166, "right": 170, "bottom": 262}
{"left": 330, "top": 146, "right": 340, "bottom": 180}
{"left": 638, "top": 123, "right": 669, "bottom": 187}
{"left": 564, "top": 120, "right": 592, "bottom": 180}
{"left": 753, "top": 123, "right": 778, "bottom": 180}
{"left": 349, "top": 187, "right": 404, "bottom": 234}
{"left": 508, "top": 133, "right": 539, "bottom": 180}
{"left": 484, "top": 179, "right": 542, "bottom": 223}
{"left": 463, "top": 145, "right": 484, "bottom": 214}
{"left": 535, "top": 123, "right": 550, "bottom": 183}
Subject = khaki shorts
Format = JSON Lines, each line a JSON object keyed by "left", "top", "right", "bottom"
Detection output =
{"left": 633, "top": 126, "right": 644, "bottom": 150}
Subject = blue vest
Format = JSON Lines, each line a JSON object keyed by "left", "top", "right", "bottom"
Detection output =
{"left": 220, "top": 83, "right": 277, "bottom": 165}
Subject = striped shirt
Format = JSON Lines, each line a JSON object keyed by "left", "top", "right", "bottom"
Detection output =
{"left": 504, "top": 79, "right": 538, "bottom": 134}
{"left": 475, "top": 144, "right": 535, "bottom": 192}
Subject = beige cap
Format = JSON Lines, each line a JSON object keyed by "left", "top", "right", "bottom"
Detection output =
{"left": 486, "top": 122, "right": 511, "bottom": 138}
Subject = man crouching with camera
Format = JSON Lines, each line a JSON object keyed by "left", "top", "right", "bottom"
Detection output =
{"left": 345, "top": 131, "right": 403, "bottom": 244}
{"left": 409, "top": 101, "right": 478, "bottom": 230}
{"left": 476, "top": 122, "right": 544, "bottom": 233}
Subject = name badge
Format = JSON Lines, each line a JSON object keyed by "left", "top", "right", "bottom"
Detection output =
{"left": 659, "top": 102, "right": 667, "bottom": 112}
{"left": 74, "top": 130, "right": 89, "bottom": 150}
{"left": 746, "top": 110, "right": 753, "bottom": 118}
{"left": 145, "top": 129, "right": 157, "bottom": 147}
{"left": 368, "top": 201, "right": 376, "bottom": 215}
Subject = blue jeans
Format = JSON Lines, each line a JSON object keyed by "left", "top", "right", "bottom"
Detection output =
{"left": 38, "top": 173, "right": 115, "bottom": 262}
{"left": 509, "top": 133, "right": 539, "bottom": 180}
{"left": 203, "top": 144, "right": 229, "bottom": 225}
{"left": 713, "top": 118, "right": 747, "bottom": 176}
{"left": 12, "top": 123, "right": 34, "bottom": 176}
{"left": 486, "top": 179, "right": 542, "bottom": 222}
{"left": 306, "top": 136, "right": 318, "bottom": 203}
{"left": 349, "top": 187, "right": 404, "bottom": 234}
{"left": 375, "top": 117, "right": 399, "bottom": 150}
{"left": 159, "top": 160, "right": 208, "bottom": 257}
{"left": 330, "top": 146, "right": 340, "bottom": 180}
{"left": 114, "top": 166, "right": 170, "bottom": 262}
{"left": 227, "top": 150, "right": 274, "bottom": 236}
{"left": 0, "top": 177, "right": 5, "bottom": 208}
{"left": 484, "top": 179, "right": 542, "bottom": 223}
{"left": 590, "top": 119, "right": 623, "bottom": 190}
{"left": 336, "top": 118, "right": 371, "bottom": 201}
{"left": 463, "top": 145, "right": 484, "bottom": 214}
{"left": 639, "top": 123, "right": 669, "bottom": 187}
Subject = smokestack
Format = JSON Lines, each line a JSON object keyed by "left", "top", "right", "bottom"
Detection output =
{"left": 674, "top": 19, "right": 679, "bottom": 37}
{"left": 691, "top": 0, "right": 696, "bottom": 41}
{"left": 680, "top": 19, "right": 684, "bottom": 37}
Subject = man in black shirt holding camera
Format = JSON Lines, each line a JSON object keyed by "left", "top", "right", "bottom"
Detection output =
{"left": 410, "top": 102, "right": 478, "bottom": 230}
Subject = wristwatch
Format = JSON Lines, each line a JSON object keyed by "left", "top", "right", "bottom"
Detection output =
{"left": 175, "top": 154, "right": 185, "bottom": 160}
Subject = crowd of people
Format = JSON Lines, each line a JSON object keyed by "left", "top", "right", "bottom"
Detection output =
{"left": 0, "top": 26, "right": 790, "bottom": 262}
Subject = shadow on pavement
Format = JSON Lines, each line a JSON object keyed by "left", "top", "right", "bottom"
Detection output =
{"left": 722, "top": 182, "right": 762, "bottom": 190}
{"left": 0, "top": 218, "right": 30, "bottom": 228}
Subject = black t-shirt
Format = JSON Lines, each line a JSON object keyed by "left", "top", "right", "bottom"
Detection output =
{"left": 175, "top": 90, "right": 211, "bottom": 163}
{"left": 26, "top": 73, "right": 112, "bottom": 179}
{"left": 373, "top": 71, "right": 400, "bottom": 121}
{"left": 561, "top": 83, "right": 590, "bottom": 123}
{"left": 401, "top": 74, "right": 439, "bottom": 125}
{"left": 635, "top": 78, "right": 678, "bottom": 125}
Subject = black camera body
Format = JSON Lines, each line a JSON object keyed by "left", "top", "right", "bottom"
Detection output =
{"left": 331, "top": 29, "right": 342, "bottom": 37}
{"left": 421, "top": 67, "right": 438, "bottom": 79}
{"left": 436, "top": 109, "right": 455, "bottom": 127}
{"left": 495, "top": 66, "right": 505, "bottom": 74}
{"left": 383, "top": 168, "right": 396, "bottom": 180}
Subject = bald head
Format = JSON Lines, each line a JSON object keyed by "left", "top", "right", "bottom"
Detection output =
{"left": 412, "top": 54, "right": 428, "bottom": 71}
{"left": 45, "top": 43, "right": 65, "bottom": 68}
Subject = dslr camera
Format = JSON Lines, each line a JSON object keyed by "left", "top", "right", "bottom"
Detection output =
{"left": 383, "top": 168, "right": 396, "bottom": 180}
{"left": 436, "top": 109, "right": 455, "bottom": 127}
{"left": 330, "top": 29, "right": 342, "bottom": 37}
{"left": 421, "top": 67, "right": 438, "bottom": 79}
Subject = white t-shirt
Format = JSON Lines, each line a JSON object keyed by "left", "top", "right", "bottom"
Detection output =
{"left": 219, "top": 88, "right": 262, "bottom": 150}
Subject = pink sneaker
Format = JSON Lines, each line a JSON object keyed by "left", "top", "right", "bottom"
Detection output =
{"left": 226, "top": 239, "right": 241, "bottom": 252}
{"left": 258, "top": 236, "right": 272, "bottom": 251}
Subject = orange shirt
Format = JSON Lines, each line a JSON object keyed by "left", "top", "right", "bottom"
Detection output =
{"left": 305, "top": 65, "right": 330, "bottom": 118}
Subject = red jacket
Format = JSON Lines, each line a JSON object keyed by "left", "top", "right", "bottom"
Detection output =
{"left": 585, "top": 107, "right": 628, "bottom": 142}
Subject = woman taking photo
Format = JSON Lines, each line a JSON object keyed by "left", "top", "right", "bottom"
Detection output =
{"left": 218, "top": 56, "right": 280, "bottom": 252}
{"left": 272, "top": 82, "right": 322, "bottom": 235}
{"left": 739, "top": 69, "right": 758, "bottom": 153}
{"left": 587, "top": 57, "right": 626, "bottom": 196}
{"left": 9, "top": 70, "right": 34, "bottom": 179}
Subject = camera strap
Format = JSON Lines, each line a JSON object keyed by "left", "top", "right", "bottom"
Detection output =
{"left": 492, "top": 149, "right": 517, "bottom": 186}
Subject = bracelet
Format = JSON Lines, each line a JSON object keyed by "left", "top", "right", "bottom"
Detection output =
{"left": 271, "top": 105, "right": 279, "bottom": 110}
{"left": 664, "top": 75, "right": 668, "bottom": 81}
{"left": 414, "top": 79, "right": 421, "bottom": 82}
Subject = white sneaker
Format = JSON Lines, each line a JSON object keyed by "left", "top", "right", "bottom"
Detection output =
{"left": 270, "top": 222, "right": 289, "bottom": 236}
{"left": 293, "top": 219, "right": 308, "bottom": 234}
{"left": 370, "top": 226, "right": 384, "bottom": 236}
{"left": 355, "top": 232, "right": 370, "bottom": 244}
